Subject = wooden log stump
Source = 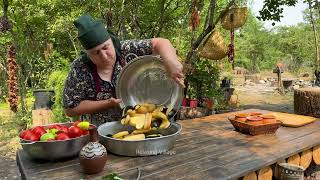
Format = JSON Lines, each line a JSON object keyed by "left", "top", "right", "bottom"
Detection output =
{"left": 300, "top": 149, "right": 313, "bottom": 169}
{"left": 242, "top": 171, "right": 257, "bottom": 180}
{"left": 313, "top": 145, "right": 320, "bottom": 165}
{"left": 287, "top": 154, "right": 300, "bottom": 166}
{"left": 294, "top": 88, "right": 320, "bottom": 117}
{"left": 257, "top": 166, "right": 272, "bottom": 180}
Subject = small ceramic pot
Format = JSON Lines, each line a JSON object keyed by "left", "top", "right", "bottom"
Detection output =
{"left": 79, "top": 127, "right": 107, "bottom": 174}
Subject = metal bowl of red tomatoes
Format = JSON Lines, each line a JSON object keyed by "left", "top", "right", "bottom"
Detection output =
{"left": 19, "top": 121, "right": 93, "bottom": 161}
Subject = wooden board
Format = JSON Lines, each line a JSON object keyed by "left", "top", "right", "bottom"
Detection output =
{"left": 32, "top": 108, "right": 53, "bottom": 126}
{"left": 271, "top": 112, "right": 317, "bottom": 127}
{"left": 16, "top": 109, "right": 320, "bottom": 180}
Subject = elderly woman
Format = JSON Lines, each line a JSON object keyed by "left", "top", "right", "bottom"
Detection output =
{"left": 63, "top": 14, "right": 184, "bottom": 126}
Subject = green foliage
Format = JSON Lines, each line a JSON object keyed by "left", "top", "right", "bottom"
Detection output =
{"left": 186, "top": 58, "right": 222, "bottom": 99}
{"left": 46, "top": 69, "right": 69, "bottom": 122}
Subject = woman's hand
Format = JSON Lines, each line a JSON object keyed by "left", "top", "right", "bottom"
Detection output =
{"left": 151, "top": 38, "right": 185, "bottom": 87}
{"left": 107, "top": 98, "right": 122, "bottom": 107}
{"left": 164, "top": 60, "right": 185, "bottom": 87}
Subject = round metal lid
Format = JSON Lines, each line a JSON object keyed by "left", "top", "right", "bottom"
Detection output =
{"left": 116, "top": 55, "right": 183, "bottom": 111}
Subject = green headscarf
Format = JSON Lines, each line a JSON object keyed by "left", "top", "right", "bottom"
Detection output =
{"left": 74, "top": 14, "right": 121, "bottom": 64}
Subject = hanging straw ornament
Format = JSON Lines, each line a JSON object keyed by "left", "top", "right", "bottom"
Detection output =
{"left": 197, "top": 30, "right": 228, "bottom": 60}
{"left": 221, "top": 3, "right": 248, "bottom": 30}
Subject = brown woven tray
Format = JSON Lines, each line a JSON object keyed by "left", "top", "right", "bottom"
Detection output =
{"left": 228, "top": 117, "right": 282, "bottom": 136}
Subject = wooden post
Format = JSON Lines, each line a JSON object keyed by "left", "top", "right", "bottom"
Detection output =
{"left": 257, "top": 166, "right": 272, "bottom": 180}
{"left": 313, "top": 145, "right": 320, "bottom": 165}
{"left": 287, "top": 154, "right": 301, "bottom": 166}
{"left": 243, "top": 171, "right": 257, "bottom": 180}
{"left": 300, "top": 149, "right": 313, "bottom": 169}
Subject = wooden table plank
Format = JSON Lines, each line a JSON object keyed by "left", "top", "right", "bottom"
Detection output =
{"left": 16, "top": 109, "right": 320, "bottom": 180}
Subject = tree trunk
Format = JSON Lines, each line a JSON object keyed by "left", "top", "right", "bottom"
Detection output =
{"left": 294, "top": 88, "right": 320, "bottom": 117}
{"left": 300, "top": 149, "right": 313, "bottom": 169}
{"left": 307, "top": 0, "right": 320, "bottom": 85}
{"left": 257, "top": 166, "right": 272, "bottom": 180}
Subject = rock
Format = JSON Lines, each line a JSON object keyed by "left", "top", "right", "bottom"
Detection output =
{"left": 259, "top": 80, "right": 266, "bottom": 84}
{"left": 302, "top": 73, "right": 310, "bottom": 77}
{"left": 293, "top": 85, "right": 300, "bottom": 89}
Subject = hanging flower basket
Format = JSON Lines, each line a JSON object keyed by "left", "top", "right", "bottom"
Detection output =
{"left": 197, "top": 30, "right": 228, "bottom": 60}
{"left": 221, "top": 7, "right": 248, "bottom": 30}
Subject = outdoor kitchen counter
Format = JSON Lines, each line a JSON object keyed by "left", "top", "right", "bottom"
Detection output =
{"left": 16, "top": 109, "right": 320, "bottom": 180}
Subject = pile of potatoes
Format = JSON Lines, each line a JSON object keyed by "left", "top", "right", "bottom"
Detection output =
{"left": 112, "top": 103, "right": 175, "bottom": 140}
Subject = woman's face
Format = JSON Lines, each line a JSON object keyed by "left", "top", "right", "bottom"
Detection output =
{"left": 86, "top": 38, "right": 116, "bottom": 68}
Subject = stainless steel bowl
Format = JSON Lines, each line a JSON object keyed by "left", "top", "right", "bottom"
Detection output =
{"left": 97, "top": 121, "right": 181, "bottom": 156}
{"left": 116, "top": 55, "right": 183, "bottom": 112}
{"left": 20, "top": 122, "right": 90, "bottom": 160}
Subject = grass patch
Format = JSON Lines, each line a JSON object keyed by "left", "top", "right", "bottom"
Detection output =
{"left": 0, "top": 112, "right": 21, "bottom": 158}
{"left": 0, "top": 102, "right": 9, "bottom": 110}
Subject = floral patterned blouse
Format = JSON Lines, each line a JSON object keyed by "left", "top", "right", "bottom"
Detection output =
{"left": 63, "top": 39, "right": 153, "bottom": 126}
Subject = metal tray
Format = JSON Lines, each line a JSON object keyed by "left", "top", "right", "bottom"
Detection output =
{"left": 20, "top": 122, "right": 90, "bottom": 161}
{"left": 116, "top": 55, "right": 183, "bottom": 112}
{"left": 97, "top": 121, "right": 181, "bottom": 156}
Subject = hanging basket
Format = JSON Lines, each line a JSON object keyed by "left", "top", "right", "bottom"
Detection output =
{"left": 221, "top": 7, "right": 248, "bottom": 30}
{"left": 197, "top": 30, "right": 228, "bottom": 60}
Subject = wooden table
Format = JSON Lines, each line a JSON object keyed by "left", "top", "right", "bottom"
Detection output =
{"left": 16, "top": 109, "right": 320, "bottom": 180}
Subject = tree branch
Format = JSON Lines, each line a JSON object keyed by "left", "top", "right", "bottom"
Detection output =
{"left": 186, "top": 0, "right": 235, "bottom": 63}
{"left": 3, "top": 0, "right": 9, "bottom": 17}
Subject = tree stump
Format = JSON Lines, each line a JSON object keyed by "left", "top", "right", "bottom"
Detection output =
{"left": 300, "top": 149, "right": 313, "bottom": 169}
{"left": 243, "top": 171, "right": 257, "bottom": 180}
{"left": 257, "top": 166, "right": 272, "bottom": 180}
{"left": 294, "top": 88, "right": 320, "bottom": 117}
{"left": 287, "top": 154, "right": 300, "bottom": 166}
{"left": 313, "top": 145, "right": 320, "bottom": 165}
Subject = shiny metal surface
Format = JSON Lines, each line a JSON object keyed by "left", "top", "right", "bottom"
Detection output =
{"left": 97, "top": 121, "right": 181, "bottom": 156}
{"left": 116, "top": 55, "right": 183, "bottom": 112}
{"left": 20, "top": 122, "right": 89, "bottom": 160}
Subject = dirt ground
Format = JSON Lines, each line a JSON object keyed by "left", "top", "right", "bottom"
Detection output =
{"left": 0, "top": 83, "right": 299, "bottom": 180}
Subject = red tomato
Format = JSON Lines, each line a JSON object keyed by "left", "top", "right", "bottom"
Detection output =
{"left": 32, "top": 126, "right": 46, "bottom": 137}
{"left": 82, "top": 130, "right": 89, "bottom": 135}
{"left": 19, "top": 130, "right": 30, "bottom": 139}
{"left": 24, "top": 132, "right": 40, "bottom": 141}
{"left": 73, "top": 120, "right": 81, "bottom": 127}
{"left": 58, "top": 125, "right": 69, "bottom": 133}
{"left": 56, "top": 132, "right": 70, "bottom": 140}
{"left": 47, "top": 124, "right": 60, "bottom": 130}
{"left": 68, "top": 126, "right": 83, "bottom": 138}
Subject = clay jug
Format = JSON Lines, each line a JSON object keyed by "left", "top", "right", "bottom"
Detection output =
{"left": 79, "top": 126, "right": 107, "bottom": 174}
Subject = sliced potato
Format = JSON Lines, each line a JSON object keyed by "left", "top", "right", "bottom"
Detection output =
{"left": 122, "top": 134, "right": 145, "bottom": 141}
{"left": 112, "top": 131, "right": 129, "bottom": 139}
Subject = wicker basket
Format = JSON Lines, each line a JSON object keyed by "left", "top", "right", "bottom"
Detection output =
{"left": 229, "top": 117, "right": 282, "bottom": 136}
{"left": 197, "top": 30, "right": 228, "bottom": 60}
{"left": 221, "top": 7, "right": 248, "bottom": 30}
